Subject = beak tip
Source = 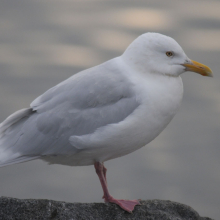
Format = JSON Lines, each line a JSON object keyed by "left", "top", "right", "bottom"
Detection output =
{"left": 201, "top": 71, "right": 213, "bottom": 77}
{"left": 205, "top": 69, "right": 213, "bottom": 77}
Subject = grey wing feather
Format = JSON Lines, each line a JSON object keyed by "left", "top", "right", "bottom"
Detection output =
{"left": 0, "top": 58, "right": 140, "bottom": 166}
{"left": 0, "top": 108, "right": 32, "bottom": 136}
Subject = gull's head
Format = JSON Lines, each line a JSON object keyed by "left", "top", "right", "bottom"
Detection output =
{"left": 122, "top": 33, "right": 212, "bottom": 77}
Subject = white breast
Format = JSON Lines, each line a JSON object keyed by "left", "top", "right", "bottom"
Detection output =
{"left": 96, "top": 71, "right": 184, "bottom": 161}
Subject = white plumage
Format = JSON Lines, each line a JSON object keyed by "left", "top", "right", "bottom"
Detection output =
{"left": 0, "top": 33, "right": 212, "bottom": 212}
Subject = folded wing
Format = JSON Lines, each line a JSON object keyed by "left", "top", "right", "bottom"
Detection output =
{"left": 0, "top": 58, "right": 140, "bottom": 167}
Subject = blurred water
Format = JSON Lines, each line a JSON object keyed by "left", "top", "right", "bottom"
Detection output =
{"left": 0, "top": 0, "right": 219, "bottom": 219}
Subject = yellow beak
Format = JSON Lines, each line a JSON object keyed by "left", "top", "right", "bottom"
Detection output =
{"left": 183, "top": 60, "right": 213, "bottom": 77}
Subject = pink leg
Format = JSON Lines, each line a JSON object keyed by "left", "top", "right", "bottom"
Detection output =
{"left": 102, "top": 165, "right": 107, "bottom": 199}
{"left": 94, "top": 161, "right": 140, "bottom": 213}
{"left": 103, "top": 165, "right": 107, "bottom": 183}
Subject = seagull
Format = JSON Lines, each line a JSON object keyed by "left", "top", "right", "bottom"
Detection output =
{"left": 0, "top": 33, "right": 212, "bottom": 212}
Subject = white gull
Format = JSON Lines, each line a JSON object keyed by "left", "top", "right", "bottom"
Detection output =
{"left": 0, "top": 33, "right": 212, "bottom": 212}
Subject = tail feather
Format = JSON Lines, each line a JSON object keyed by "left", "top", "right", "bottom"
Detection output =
{"left": 0, "top": 155, "right": 40, "bottom": 168}
{"left": 0, "top": 108, "right": 37, "bottom": 167}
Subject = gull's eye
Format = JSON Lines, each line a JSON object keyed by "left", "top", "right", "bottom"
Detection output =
{"left": 166, "top": 51, "right": 173, "bottom": 57}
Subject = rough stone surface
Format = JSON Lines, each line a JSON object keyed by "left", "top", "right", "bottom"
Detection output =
{"left": 0, "top": 197, "right": 214, "bottom": 220}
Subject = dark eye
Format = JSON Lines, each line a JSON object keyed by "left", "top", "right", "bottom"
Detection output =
{"left": 166, "top": 51, "right": 173, "bottom": 57}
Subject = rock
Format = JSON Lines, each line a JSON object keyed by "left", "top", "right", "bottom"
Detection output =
{"left": 0, "top": 197, "right": 214, "bottom": 220}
